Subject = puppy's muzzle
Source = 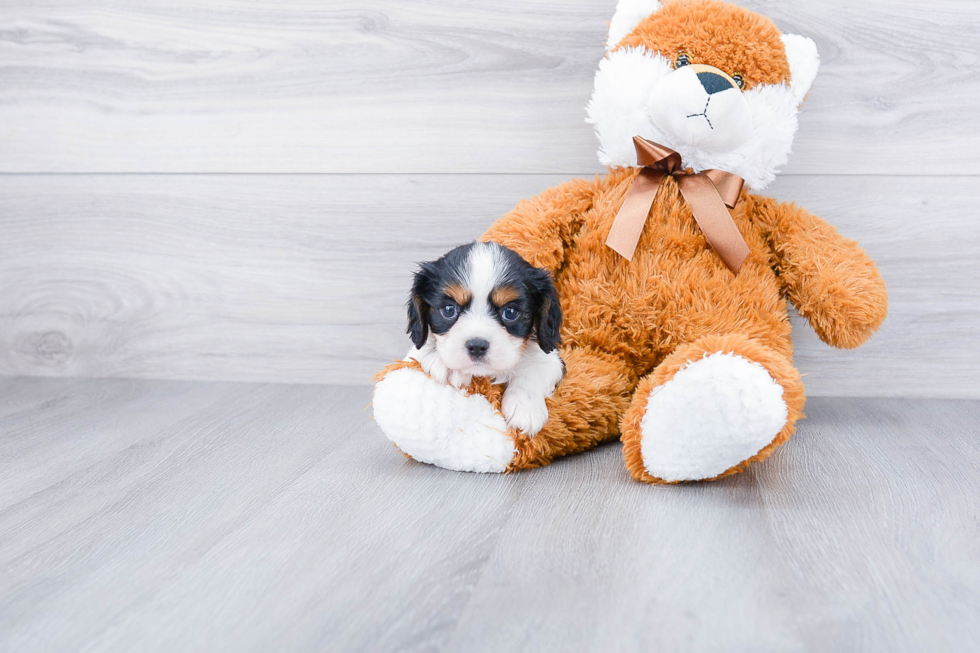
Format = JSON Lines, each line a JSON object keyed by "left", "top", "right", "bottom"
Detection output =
{"left": 466, "top": 338, "right": 490, "bottom": 360}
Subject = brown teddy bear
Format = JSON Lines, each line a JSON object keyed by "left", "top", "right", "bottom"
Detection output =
{"left": 373, "top": 0, "right": 888, "bottom": 483}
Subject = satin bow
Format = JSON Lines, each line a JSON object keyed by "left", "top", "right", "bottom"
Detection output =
{"left": 605, "top": 136, "right": 750, "bottom": 274}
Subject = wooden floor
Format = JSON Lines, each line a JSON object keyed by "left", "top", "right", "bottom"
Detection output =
{"left": 1, "top": 377, "right": 978, "bottom": 652}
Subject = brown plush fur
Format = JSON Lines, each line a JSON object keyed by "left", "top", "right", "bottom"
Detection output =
{"left": 615, "top": 0, "right": 792, "bottom": 90}
{"left": 377, "top": 168, "right": 886, "bottom": 483}
{"left": 376, "top": 0, "right": 887, "bottom": 483}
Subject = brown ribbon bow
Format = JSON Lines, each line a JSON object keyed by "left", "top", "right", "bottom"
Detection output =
{"left": 605, "top": 136, "right": 749, "bottom": 274}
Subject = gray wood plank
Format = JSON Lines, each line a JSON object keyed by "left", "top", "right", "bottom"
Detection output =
{"left": 0, "top": 377, "right": 242, "bottom": 512}
{"left": 0, "top": 379, "right": 525, "bottom": 652}
{"left": 0, "top": 0, "right": 977, "bottom": 173}
{"left": 1, "top": 173, "right": 976, "bottom": 397}
{"left": 447, "top": 397, "right": 980, "bottom": 652}
{"left": 0, "top": 378, "right": 978, "bottom": 651}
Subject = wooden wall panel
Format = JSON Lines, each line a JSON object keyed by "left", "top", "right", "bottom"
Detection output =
{"left": 1, "top": 174, "right": 975, "bottom": 397}
{"left": 0, "top": 0, "right": 977, "bottom": 174}
{"left": 1, "top": 1, "right": 977, "bottom": 394}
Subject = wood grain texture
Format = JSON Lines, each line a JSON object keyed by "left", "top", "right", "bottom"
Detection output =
{"left": 1, "top": 377, "right": 978, "bottom": 651}
{"left": 1, "top": 173, "right": 977, "bottom": 397}
{"left": 0, "top": 0, "right": 978, "bottom": 173}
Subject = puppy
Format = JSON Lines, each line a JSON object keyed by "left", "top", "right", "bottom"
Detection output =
{"left": 406, "top": 241, "right": 565, "bottom": 436}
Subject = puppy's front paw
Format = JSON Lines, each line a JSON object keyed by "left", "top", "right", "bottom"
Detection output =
{"left": 501, "top": 387, "right": 549, "bottom": 436}
{"left": 413, "top": 348, "right": 449, "bottom": 385}
{"left": 448, "top": 369, "right": 473, "bottom": 388}
{"left": 409, "top": 346, "right": 470, "bottom": 387}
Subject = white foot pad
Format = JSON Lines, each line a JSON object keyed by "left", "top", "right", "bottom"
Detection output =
{"left": 373, "top": 368, "right": 515, "bottom": 473}
{"left": 640, "top": 352, "right": 788, "bottom": 482}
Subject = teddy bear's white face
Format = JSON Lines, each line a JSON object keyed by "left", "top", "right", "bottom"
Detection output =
{"left": 586, "top": 0, "right": 819, "bottom": 191}
{"left": 647, "top": 61, "right": 752, "bottom": 153}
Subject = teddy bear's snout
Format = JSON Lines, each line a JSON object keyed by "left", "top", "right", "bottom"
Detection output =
{"left": 696, "top": 70, "right": 737, "bottom": 95}
{"left": 647, "top": 64, "right": 752, "bottom": 153}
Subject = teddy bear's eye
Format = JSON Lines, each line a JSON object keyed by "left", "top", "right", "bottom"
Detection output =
{"left": 675, "top": 52, "right": 691, "bottom": 68}
{"left": 732, "top": 72, "right": 745, "bottom": 89}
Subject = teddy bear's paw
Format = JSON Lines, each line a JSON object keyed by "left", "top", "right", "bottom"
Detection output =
{"left": 373, "top": 368, "right": 516, "bottom": 473}
{"left": 639, "top": 352, "right": 788, "bottom": 482}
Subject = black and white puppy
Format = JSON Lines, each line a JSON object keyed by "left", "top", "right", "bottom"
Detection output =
{"left": 407, "top": 241, "right": 565, "bottom": 436}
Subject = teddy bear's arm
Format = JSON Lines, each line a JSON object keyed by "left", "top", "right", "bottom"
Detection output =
{"left": 480, "top": 177, "right": 599, "bottom": 272}
{"left": 754, "top": 197, "right": 888, "bottom": 349}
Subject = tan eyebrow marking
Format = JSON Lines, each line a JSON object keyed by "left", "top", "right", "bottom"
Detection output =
{"left": 491, "top": 286, "right": 521, "bottom": 307}
{"left": 444, "top": 283, "right": 472, "bottom": 305}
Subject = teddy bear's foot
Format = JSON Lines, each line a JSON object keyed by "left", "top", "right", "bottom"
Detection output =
{"left": 621, "top": 334, "right": 805, "bottom": 484}
{"left": 373, "top": 366, "right": 515, "bottom": 473}
{"left": 637, "top": 352, "right": 787, "bottom": 482}
{"left": 373, "top": 347, "right": 633, "bottom": 474}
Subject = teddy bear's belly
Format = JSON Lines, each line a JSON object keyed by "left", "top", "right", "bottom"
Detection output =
{"left": 554, "top": 207, "right": 792, "bottom": 373}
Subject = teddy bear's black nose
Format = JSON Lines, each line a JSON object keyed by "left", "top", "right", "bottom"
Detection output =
{"left": 697, "top": 71, "right": 736, "bottom": 95}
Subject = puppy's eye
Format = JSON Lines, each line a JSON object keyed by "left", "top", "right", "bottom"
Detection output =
{"left": 732, "top": 72, "right": 745, "bottom": 89}
{"left": 501, "top": 306, "right": 520, "bottom": 323}
{"left": 440, "top": 304, "right": 457, "bottom": 319}
{"left": 675, "top": 52, "right": 691, "bottom": 68}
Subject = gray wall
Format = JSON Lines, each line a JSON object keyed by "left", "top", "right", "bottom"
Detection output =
{"left": 1, "top": 0, "right": 978, "bottom": 397}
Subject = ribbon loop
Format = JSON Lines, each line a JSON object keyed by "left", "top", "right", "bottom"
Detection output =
{"left": 605, "top": 136, "right": 749, "bottom": 274}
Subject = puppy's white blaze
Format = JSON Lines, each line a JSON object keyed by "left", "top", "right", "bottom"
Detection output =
{"left": 466, "top": 242, "right": 502, "bottom": 320}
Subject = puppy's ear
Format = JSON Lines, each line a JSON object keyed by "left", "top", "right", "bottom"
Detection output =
{"left": 407, "top": 264, "right": 434, "bottom": 349}
{"left": 528, "top": 268, "right": 563, "bottom": 354}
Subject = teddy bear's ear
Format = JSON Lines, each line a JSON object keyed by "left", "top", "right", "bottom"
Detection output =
{"left": 606, "top": 0, "right": 663, "bottom": 51}
{"left": 781, "top": 34, "right": 820, "bottom": 104}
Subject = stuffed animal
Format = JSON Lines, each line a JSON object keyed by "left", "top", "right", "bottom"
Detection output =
{"left": 373, "top": 0, "right": 888, "bottom": 483}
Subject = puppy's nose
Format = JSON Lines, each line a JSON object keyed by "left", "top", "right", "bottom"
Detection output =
{"left": 466, "top": 338, "right": 490, "bottom": 360}
{"left": 697, "top": 70, "right": 736, "bottom": 95}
